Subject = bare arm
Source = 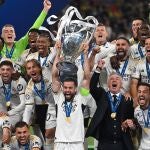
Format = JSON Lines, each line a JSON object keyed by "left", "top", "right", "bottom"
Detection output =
{"left": 52, "top": 41, "right": 62, "bottom": 93}
{"left": 80, "top": 42, "right": 91, "bottom": 89}
{"left": 2, "top": 127, "right": 11, "bottom": 144}
{"left": 43, "top": 0, "right": 52, "bottom": 13}
{"left": 89, "top": 46, "right": 100, "bottom": 71}
{"left": 130, "top": 78, "right": 139, "bottom": 107}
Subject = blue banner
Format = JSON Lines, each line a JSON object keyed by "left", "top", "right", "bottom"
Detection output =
{"left": 0, "top": 0, "right": 70, "bottom": 39}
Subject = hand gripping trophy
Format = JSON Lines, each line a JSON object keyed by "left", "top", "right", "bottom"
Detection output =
{"left": 47, "top": 6, "right": 98, "bottom": 81}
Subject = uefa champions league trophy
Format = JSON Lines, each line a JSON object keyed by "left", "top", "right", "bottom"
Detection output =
{"left": 47, "top": 6, "right": 98, "bottom": 81}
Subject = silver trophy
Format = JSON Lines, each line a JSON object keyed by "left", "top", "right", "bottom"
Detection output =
{"left": 47, "top": 6, "right": 98, "bottom": 81}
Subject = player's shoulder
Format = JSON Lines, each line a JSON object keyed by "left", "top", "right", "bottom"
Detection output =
{"left": 130, "top": 43, "right": 138, "bottom": 49}
{"left": 135, "top": 105, "right": 141, "bottom": 112}
{"left": 26, "top": 52, "right": 38, "bottom": 61}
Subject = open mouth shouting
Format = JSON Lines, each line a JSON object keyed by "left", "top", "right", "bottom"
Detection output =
{"left": 30, "top": 72, "right": 39, "bottom": 81}
{"left": 138, "top": 96, "right": 146, "bottom": 105}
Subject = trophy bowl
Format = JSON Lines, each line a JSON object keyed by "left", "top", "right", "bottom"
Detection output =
{"left": 47, "top": 6, "right": 98, "bottom": 82}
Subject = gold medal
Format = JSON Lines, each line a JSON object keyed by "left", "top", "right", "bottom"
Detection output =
{"left": 111, "top": 112, "right": 116, "bottom": 119}
{"left": 66, "top": 117, "right": 71, "bottom": 123}
{"left": 6, "top": 101, "right": 11, "bottom": 107}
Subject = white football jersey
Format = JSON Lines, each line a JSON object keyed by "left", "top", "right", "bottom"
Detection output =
{"left": 53, "top": 91, "right": 93, "bottom": 143}
{"left": 26, "top": 47, "right": 56, "bottom": 82}
{"left": 16, "top": 48, "right": 32, "bottom": 66}
{"left": 132, "top": 58, "right": 150, "bottom": 84}
{"left": 130, "top": 43, "right": 146, "bottom": 60}
{"left": 23, "top": 78, "right": 56, "bottom": 127}
{"left": 105, "top": 56, "right": 136, "bottom": 93}
{"left": 0, "top": 76, "right": 26, "bottom": 115}
{"left": 94, "top": 42, "right": 116, "bottom": 63}
{"left": 134, "top": 106, "right": 150, "bottom": 150}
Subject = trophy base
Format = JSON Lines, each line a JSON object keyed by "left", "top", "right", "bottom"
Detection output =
{"left": 56, "top": 61, "right": 78, "bottom": 82}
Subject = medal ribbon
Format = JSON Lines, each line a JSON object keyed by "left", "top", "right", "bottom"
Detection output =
{"left": 3, "top": 83, "right": 11, "bottom": 102}
{"left": 6, "top": 44, "right": 15, "bottom": 58}
{"left": 38, "top": 54, "right": 48, "bottom": 67}
{"left": 138, "top": 43, "right": 144, "bottom": 58}
{"left": 24, "top": 143, "right": 29, "bottom": 150}
{"left": 141, "top": 106, "right": 150, "bottom": 128}
{"left": 116, "top": 58, "right": 129, "bottom": 77}
{"left": 107, "top": 92, "right": 122, "bottom": 113}
{"left": 65, "top": 101, "right": 72, "bottom": 118}
{"left": 146, "top": 59, "right": 150, "bottom": 80}
{"left": 34, "top": 79, "right": 45, "bottom": 102}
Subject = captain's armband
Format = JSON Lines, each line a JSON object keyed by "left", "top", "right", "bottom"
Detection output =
{"left": 80, "top": 87, "right": 90, "bottom": 96}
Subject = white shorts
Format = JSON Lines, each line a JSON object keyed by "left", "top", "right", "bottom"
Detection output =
{"left": 54, "top": 142, "right": 84, "bottom": 150}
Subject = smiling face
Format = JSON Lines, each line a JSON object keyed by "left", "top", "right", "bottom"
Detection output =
{"left": 1, "top": 25, "right": 16, "bottom": 45}
{"left": 107, "top": 73, "right": 122, "bottom": 94}
{"left": 28, "top": 31, "right": 39, "bottom": 49}
{"left": 137, "top": 85, "right": 150, "bottom": 108}
{"left": 25, "top": 60, "right": 42, "bottom": 82}
{"left": 132, "top": 19, "right": 143, "bottom": 38}
{"left": 94, "top": 25, "right": 108, "bottom": 45}
{"left": 0, "top": 65, "right": 13, "bottom": 83}
{"left": 36, "top": 35, "right": 50, "bottom": 57}
{"left": 116, "top": 38, "right": 129, "bottom": 60}
{"left": 137, "top": 24, "right": 150, "bottom": 43}
{"left": 62, "top": 81, "right": 77, "bottom": 101}
{"left": 16, "top": 126, "right": 30, "bottom": 145}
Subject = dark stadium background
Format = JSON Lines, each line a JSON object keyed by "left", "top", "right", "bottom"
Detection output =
{"left": 0, "top": 0, "right": 149, "bottom": 40}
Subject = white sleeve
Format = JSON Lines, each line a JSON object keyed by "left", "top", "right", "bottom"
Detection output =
{"left": 52, "top": 91, "right": 62, "bottom": 104}
{"left": 131, "top": 62, "right": 141, "bottom": 79}
{"left": 23, "top": 105, "right": 34, "bottom": 125}
{"left": 104, "top": 56, "right": 114, "bottom": 75}
{"left": 86, "top": 96, "right": 97, "bottom": 118}
{"left": 8, "top": 78, "right": 27, "bottom": 116}
{"left": 23, "top": 84, "right": 35, "bottom": 124}
{"left": 130, "top": 44, "right": 137, "bottom": 59}
{"left": 95, "top": 44, "right": 115, "bottom": 61}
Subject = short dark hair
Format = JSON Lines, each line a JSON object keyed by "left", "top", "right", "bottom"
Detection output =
{"left": 0, "top": 60, "right": 13, "bottom": 68}
{"left": 131, "top": 17, "right": 146, "bottom": 24}
{"left": 29, "top": 28, "right": 40, "bottom": 34}
{"left": 97, "top": 23, "right": 105, "bottom": 27}
{"left": 62, "top": 77, "right": 78, "bottom": 87}
{"left": 137, "top": 82, "right": 150, "bottom": 90}
{"left": 116, "top": 37, "right": 130, "bottom": 45}
{"left": 38, "top": 31, "right": 52, "bottom": 42}
{"left": 15, "top": 121, "right": 29, "bottom": 131}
